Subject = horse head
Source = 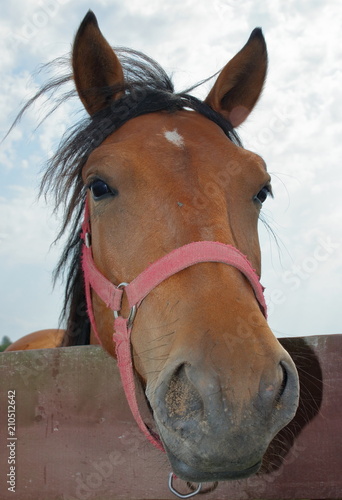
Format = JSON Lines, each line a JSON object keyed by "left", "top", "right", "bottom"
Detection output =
{"left": 71, "top": 11, "right": 299, "bottom": 484}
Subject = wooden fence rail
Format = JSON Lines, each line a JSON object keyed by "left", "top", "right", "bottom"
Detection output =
{"left": 0, "top": 334, "right": 341, "bottom": 500}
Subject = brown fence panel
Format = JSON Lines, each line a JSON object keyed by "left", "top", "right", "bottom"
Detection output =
{"left": 0, "top": 334, "right": 341, "bottom": 500}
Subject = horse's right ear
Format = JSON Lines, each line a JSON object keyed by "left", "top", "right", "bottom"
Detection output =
{"left": 72, "top": 11, "right": 124, "bottom": 116}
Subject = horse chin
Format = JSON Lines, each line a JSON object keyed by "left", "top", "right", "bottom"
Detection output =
{"left": 165, "top": 447, "right": 262, "bottom": 483}
{"left": 152, "top": 416, "right": 264, "bottom": 483}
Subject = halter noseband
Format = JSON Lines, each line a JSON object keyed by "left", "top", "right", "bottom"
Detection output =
{"left": 81, "top": 198, "right": 267, "bottom": 494}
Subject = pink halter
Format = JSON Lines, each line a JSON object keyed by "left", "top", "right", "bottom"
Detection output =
{"left": 81, "top": 199, "right": 267, "bottom": 452}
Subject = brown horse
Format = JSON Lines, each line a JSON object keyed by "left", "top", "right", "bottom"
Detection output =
{"left": 6, "top": 11, "right": 299, "bottom": 493}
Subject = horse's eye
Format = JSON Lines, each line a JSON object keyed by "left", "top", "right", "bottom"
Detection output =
{"left": 254, "top": 185, "right": 272, "bottom": 206}
{"left": 89, "top": 179, "right": 118, "bottom": 201}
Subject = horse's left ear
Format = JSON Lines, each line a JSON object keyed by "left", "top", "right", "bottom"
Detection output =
{"left": 205, "top": 28, "right": 267, "bottom": 127}
{"left": 72, "top": 10, "right": 125, "bottom": 115}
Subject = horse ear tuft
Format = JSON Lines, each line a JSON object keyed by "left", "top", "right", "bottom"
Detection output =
{"left": 72, "top": 11, "right": 125, "bottom": 116}
{"left": 205, "top": 28, "right": 268, "bottom": 128}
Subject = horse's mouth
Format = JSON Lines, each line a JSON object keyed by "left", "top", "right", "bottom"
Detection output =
{"left": 165, "top": 449, "right": 262, "bottom": 483}
{"left": 145, "top": 387, "right": 264, "bottom": 483}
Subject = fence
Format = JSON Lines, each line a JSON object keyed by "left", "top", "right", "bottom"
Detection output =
{"left": 0, "top": 334, "right": 341, "bottom": 499}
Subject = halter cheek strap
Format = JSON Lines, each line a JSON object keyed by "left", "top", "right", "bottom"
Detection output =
{"left": 81, "top": 199, "right": 267, "bottom": 452}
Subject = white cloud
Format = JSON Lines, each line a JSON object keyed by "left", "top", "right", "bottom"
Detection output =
{"left": 0, "top": 186, "right": 59, "bottom": 264}
{"left": 0, "top": 186, "right": 65, "bottom": 339}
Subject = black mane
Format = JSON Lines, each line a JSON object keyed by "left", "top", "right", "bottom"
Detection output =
{"left": 14, "top": 47, "right": 242, "bottom": 345}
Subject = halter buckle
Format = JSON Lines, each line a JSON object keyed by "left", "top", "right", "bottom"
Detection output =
{"left": 113, "top": 282, "right": 137, "bottom": 328}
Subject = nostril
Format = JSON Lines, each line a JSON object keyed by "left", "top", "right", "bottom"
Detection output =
{"left": 268, "top": 357, "right": 299, "bottom": 433}
{"left": 275, "top": 362, "right": 288, "bottom": 405}
{"left": 164, "top": 364, "right": 203, "bottom": 422}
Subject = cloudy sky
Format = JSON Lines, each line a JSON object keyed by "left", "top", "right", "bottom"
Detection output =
{"left": 1, "top": 0, "right": 341, "bottom": 343}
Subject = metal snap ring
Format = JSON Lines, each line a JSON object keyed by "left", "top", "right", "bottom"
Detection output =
{"left": 113, "top": 282, "right": 137, "bottom": 328}
{"left": 168, "top": 473, "right": 202, "bottom": 499}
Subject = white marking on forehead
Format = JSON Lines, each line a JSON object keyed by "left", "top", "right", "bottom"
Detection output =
{"left": 163, "top": 129, "right": 185, "bottom": 148}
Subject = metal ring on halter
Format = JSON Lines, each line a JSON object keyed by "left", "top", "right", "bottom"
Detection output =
{"left": 168, "top": 473, "right": 202, "bottom": 499}
{"left": 85, "top": 232, "right": 91, "bottom": 248}
{"left": 113, "top": 282, "right": 137, "bottom": 328}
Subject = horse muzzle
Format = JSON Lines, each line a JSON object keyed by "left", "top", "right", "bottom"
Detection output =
{"left": 147, "top": 353, "right": 299, "bottom": 483}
